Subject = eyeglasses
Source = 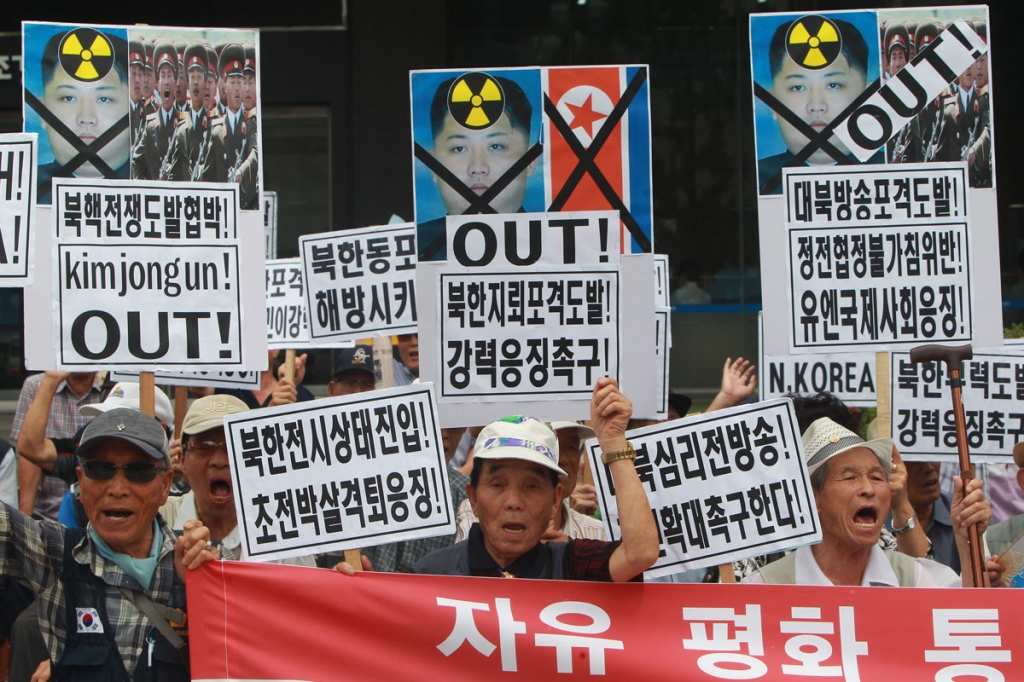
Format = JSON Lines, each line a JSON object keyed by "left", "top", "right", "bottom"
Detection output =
{"left": 185, "top": 440, "right": 228, "bottom": 455}
{"left": 81, "top": 461, "right": 166, "bottom": 483}
{"left": 332, "top": 376, "right": 375, "bottom": 391}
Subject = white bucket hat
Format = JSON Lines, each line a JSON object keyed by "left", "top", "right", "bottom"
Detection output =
{"left": 80, "top": 382, "right": 175, "bottom": 430}
{"left": 802, "top": 417, "right": 893, "bottom": 475}
{"left": 474, "top": 416, "right": 567, "bottom": 477}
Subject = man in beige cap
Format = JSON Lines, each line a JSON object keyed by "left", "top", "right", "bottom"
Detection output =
{"left": 160, "top": 395, "right": 315, "bottom": 566}
{"left": 746, "top": 417, "right": 988, "bottom": 587}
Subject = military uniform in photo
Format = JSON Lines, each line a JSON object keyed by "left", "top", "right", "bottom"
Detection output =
{"left": 132, "top": 41, "right": 180, "bottom": 180}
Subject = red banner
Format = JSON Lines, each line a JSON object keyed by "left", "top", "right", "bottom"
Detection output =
{"left": 188, "top": 561, "right": 1022, "bottom": 681}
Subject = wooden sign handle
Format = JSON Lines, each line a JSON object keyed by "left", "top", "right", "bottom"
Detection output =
{"left": 139, "top": 371, "right": 155, "bottom": 417}
{"left": 174, "top": 386, "right": 188, "bottom": 438}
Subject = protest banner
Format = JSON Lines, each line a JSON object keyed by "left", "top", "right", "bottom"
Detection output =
{"left": 189, "top": 561, "right": 1024, "bottom": 681}
{"left": 51, "top": 179, "right": 248, "bottom": 369}
{"left": 418, "top": 211, "right": 657, "bottom": 425}
{"left": 222, "top": 383, "right": 452, "bottom": 562}
{"left": 22, "top": 22, "right": 263, "bottom": 210}
{"left": 0, "top": 133, "right": 36, "bottom": 284}
{"left": 263, "top": 190, "right": 277, "bottom": 258}
{"left": 758, "top": 314, "right": 876, "bottom": 406}
{"left": 410, "top": 65, "right": 652, "bottom": 261}
{"left": 784, "top": 163, "right": 974, "bottom": 353}
{"left": 890, "top": 349, "right": 1024, "bottom": 462}
{"left": 110, "top": 368, "right": 262, "bottom": 390}
{"left": 589, "top": 399, "right": 817, "bottom": 579}
{"left": 265, "top": 258, "right": 308, "bottom": 349}
{"left": 753, "top": 7, "right": 1003, "bottom": 357}
{"left": 299, "top": 222, "right": 418, "bottom": 343}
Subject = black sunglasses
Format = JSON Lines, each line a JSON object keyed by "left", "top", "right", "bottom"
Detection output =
{"left": 81, "top": 461, "right": 166, "bottom": 483}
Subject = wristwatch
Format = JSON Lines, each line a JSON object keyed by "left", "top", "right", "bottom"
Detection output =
{"left": 601, "top": 442, "right": 636, "bottom": 465}
{"left": 892, "top": 514, "right": 917, "bottom": 535}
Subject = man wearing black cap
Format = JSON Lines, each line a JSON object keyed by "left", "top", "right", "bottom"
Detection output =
{"left": 328, "top": 345, "right": 375, "bottom": 397}
{"left": 128, "top": 39, "right": 149, "bottom": 150}
{"left": 173, "top": 41, "right": 189, "bottom": 114}
{"left": 0, "top": 408, "right": 217, "bottom": 680}
{"left": 133, "top": 40, "right": 180, "bottom": 180}
{"left": 165, "top": 42, "right": 228, "bottom": 182}
{"left": 884, "top": 21, "right": 922, "bottom": 164}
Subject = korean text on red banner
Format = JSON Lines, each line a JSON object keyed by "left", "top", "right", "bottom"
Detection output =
{"left": 223, "top": 383, "right": 452, "bottom": 562}
{"left": 590, "top": 399, "right": 817, "bottom": 578}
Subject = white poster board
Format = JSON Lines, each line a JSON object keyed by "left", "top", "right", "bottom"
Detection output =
{"left": 589, "top": 399, "right": 818, "bottom": 578}
{"left": 110, "top": 369, "right": 262, "bottom": 389}
{"left": 266, "top": 258, "right": 309, "bottom": 349}
{"left": 264, "top": 191, "right": 278, "bottom": 259}
{"left": 0, "top": 133, "right": 36, "bottom": 285}
{"left": 224, "top": 384, "right": 452, "bottom": 562}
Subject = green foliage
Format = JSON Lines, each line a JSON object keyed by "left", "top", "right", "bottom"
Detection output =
{"left": 1005, "top": 324, "right": 1024, "bottom": 339}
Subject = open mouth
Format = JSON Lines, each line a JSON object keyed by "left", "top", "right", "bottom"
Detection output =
{"left": 502, "top": 523, "right": 527, "bottom": 536}
{"left": 103, "top": 509, "right": 133, "bottom": 520}
{"left": 853, "top": 506, "right": 877, "bottom": 528}
{"left": 209, "top": 478, "right": 233, "bottom": 503}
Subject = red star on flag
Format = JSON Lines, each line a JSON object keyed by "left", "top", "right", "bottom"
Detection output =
{"left": 566, "top": 93, "right": 607, "bottom": 139}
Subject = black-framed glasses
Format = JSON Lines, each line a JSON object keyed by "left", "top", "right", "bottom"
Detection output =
{"left": 81, "top": 461, "right": 166, "bottom": 483}
{"left": 185, "top": 440, "right": 228, "bottom": 455}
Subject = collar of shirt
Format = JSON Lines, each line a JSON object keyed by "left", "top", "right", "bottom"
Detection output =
{"left": 56, "top": 375, "right": 102, "bottom": 400}
{"left": 794, "top": 544, "right": 900, "bottom": 587}
{"left": 75, "top": 515, "right": 178, "bottom": 590}
{"left": 467, "top": 523, "right": 553, "bottom": 578}
{"left": 171, "top": 490, "right": 241, "bottom": 556}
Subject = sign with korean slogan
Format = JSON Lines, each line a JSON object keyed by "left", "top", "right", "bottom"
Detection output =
{"left": 111, "top": 368, "right": 261, "bottom": 390}
{"left": 419, "top": 210, "right": 657, "bottom": 426}
{"left": 784, "top": 163, "right": 973, "bottom": 353}
{"left": 223, "top": 384, "right": 452, "bottom": 562}
{"left": 264, "top": 190, "right": 277, "bottom": 258}
{"left": 23, "top": 22, "right": 263, "bottom": 210}
{"left": 589, "top": 399, "right": 818, "bottom": 578}
{"left": 758, "top": 313, "right": 877, "bottom": 406}
{"left": 299, "top": 223, "right": 417, "bottom": 343}
{"left": 52, "top": 178, "right": 248, "bottom": 370}
{"left": 890, "top": 350, "right": 1024, "bottom": 462}
{"left": 0, "top": 133, "right": 37, "bottom": 285}
{"left": 754, "top": 7, "right": 1004, "bottom": 357}
{"left": 411, "top": 65, "right": 653, "bottom": 261}
{"left": 266, "top": 258, "right": 308, "bottom": 349}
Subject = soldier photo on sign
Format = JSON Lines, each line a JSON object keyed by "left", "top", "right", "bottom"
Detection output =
{"left": 750, "top": 11, "right": 883, "bottom": 196}
{"left": 23, "top": 22, "right": 262, "bottom": 208}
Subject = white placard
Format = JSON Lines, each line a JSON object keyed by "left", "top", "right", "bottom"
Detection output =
{"left": 890, "top": 350, "right": 1024, "bottom": 462}
{"left": 653, "top": 254, "right": 670, "bottom": 307}
{"left": 437, "top": 266, "right": 619, "bottom": 403}
{"left": 299, "top": 223, "right": 417, "bottom": 342}
{"left": 264, "top": 191, "right": 278, "bottom": 259}
{"left": 266, "top": 258, "right": 308, "bottom": 349}
{"left": 224, "top": 384, "right": 452, "bottom": 562}
{"left": 444, "top": 211, "right": 620, "bottom": 267}
{"left": 0, "top": 133, "right": 36, "bottom": 285}
{"left": 759, "top": 314, "right": 876, "bottom": 406}
{"left": 590, "top": 399, "right": 818, "bottom": 578}
{"left": 653, "top": 306, "right": 671, "bottom": 419}
{"left": 784, "top": 164, "right": 972, "bottom": 353}
{"left": 52, "top": 179, "right": 246, "bottom": 370}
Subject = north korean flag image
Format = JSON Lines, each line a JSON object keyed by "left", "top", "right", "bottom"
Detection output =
{"left": 544, "top": 65, "right": 652, "bottom": 254}
{"left": 76, "top": 607, "right": 104, "bottom": 633}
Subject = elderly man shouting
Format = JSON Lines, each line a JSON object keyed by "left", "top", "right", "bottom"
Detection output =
{"left": 0, "top": 408, "right": 216, "bottom": 680}
{"left": 339, "top": 377, "right": 658, "bottom": 581}
{"left": 746, "top": 417, "right": 989, "bottom": 587}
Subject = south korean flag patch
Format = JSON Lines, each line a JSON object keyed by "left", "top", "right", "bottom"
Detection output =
{"left": 76, "top": 607, "right": 104, "bottom": 633}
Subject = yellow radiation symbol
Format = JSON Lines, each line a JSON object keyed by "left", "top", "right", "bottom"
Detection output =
{"left": 786, "top": 16, "right": 843, "bottom": 70}
{"left": 58, "top": 28, "right": 115, "bottom": 82}
{"left": 447, "top": 72, "right": 505, "bottom": 130}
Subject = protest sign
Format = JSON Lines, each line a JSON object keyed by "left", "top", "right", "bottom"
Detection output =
{"left": 784, "top": 162, "right": 972, "bottom": 353}
{"left": 890, "top": 350, "right": 1024, "bottom": 462}
{"left": 266, "top": 258, "right": 308, "bottom": 349}
{"left": 590, "top": 399, "right": 817, "bottom": 578}
{"left": 753, "top": 7, "right": 1003, "bottom": 357}
{"left": 223, "top": 384, "right": 452, "bottom": 562}
{"left": 22, "top": 22, "right": 263, "bottom": 210}
{"left": 263, "top": 190, "right": 277, "bottom": 258}
{"left": 758, "top": 313, "right": 877, "bottom": 406}
{"left": 111, "top": 368, "right": 261, "bottom": 389}
{"left": 653, "top": 254, "right": 669, "bottom": 307}
{"left": 652, "top": 307, "right": 671, "bottom": 419}
{"left": 51, "top": 179, "right": 247, "bottom": 369}
{"left": 419, "top": 210, "right": 657, "bottom": 425}
{"left": 299, "top": 222, "right": 417, "bottom": 343}
{"left": 411, "top": 66, "right": 652, "bottom": 260}
{"left": 190, "top": 561, "right": 1024, "bottom": 681}
{"left": 0, "top": 133, "right": 36, "bottom": 284}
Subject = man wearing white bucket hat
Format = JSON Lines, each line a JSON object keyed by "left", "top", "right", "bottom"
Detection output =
{"left": 746, "top": 417, "right": 989, "bottom": 587}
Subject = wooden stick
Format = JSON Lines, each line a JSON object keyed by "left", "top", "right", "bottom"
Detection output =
{"left": 174, "top": 386, "right": 188, "bottom": 437}
{"left": 373, "top": 336, "right": 395, "bottom": 389}
{"left": 875, "top": 352, "right": 891, "bottom": 438}
{"left": 139, "top": 371, "right": 155, "bottom": 417}
{"left": 282, "top": 349, "right": 296, "bottom": 383}
{"left": 718, "top": 562, "right": 737, "bottom": 583}
{"left": 344, "top": 549, "right": 362, "bottom": 572}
